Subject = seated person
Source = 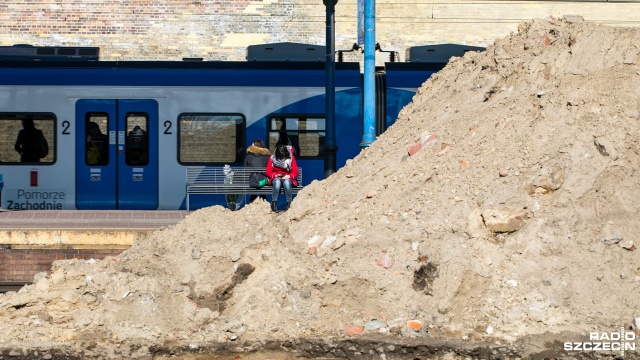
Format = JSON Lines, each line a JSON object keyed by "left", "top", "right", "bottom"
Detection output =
{"left": 266, "top": 143, "right": 299, "bottom": 212}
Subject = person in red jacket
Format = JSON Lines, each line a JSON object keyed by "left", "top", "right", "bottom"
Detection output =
{"left": 266, "top": 143, "right": 299, "bottom": 212}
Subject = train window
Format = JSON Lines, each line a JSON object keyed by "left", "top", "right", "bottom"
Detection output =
{"left": 178, "top": 113, "right": 245, "bottom": 165}
{"left": 125, "top": 113, "right": 149, "bottom": 166}
{"left": 0, "top": 113, "right": 55, "bottom": 164}
{"left": 85, "top": 113, "right": 109, "bottom": 166}
{"left": 268, "top": 115, "right": 325, "bottom": 159}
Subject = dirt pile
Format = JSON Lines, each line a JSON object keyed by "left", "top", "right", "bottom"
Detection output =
{"left": 1, "top": 16, "right": 640, "bottom": 359}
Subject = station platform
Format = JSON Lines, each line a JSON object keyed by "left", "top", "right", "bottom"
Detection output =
{"left": 0, "top": 209, "right": 190, "bottom": 286}
{"left": 0, "top": 209, "right": 188, "bottom": 232}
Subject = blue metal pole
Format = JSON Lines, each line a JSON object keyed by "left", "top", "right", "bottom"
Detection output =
{"left": 323, "top": 0, "right": 338, "bottom": 178}
{"left": 360, "top": 0, "right": 375, "bottom": 148}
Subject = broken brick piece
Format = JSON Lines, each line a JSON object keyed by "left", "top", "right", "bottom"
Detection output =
{"left": 407, "top": 320, "right": 423, "bottom": 331}
{"left": 408, "top": 134, "right": 438, "bottom": 156}
{"left": 346, "top": 325, "right": 365, "bottom": 336}
{"left": 408, "top": 142, "right": 422, "bottom": 156}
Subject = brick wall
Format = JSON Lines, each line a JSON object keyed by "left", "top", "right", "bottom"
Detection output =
{"left": 1, "top": 0, "right": 639, "bottom": 63}
{"left": 0, "top": 248, "right": 126, "bottom": 283}
{"left": 179, "top": 117, "right": 238, "bottom": 163}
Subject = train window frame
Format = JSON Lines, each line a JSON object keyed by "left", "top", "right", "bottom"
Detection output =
{"left": 85, "top": 112, "right": 109, "bottom": 166}
{"left": 267, "top": 114, "right": 325, "bottom": 160}
{"left": 124, "top": 112, "right": 150, "bottom": 166}
{"left": 177, "top": 113, "right": 246, "bottom": 165}
{"left": 0, "top": 113, "right": 56, "bottom": 165}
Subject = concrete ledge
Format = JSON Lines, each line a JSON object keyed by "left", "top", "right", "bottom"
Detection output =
{"left": 5, "top": 244, "right": 131, "bottom": 250}
{"left": 0, "top": 230, "right": 151, "bottom": 247}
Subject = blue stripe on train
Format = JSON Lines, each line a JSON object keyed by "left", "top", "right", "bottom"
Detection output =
{"left": 0, "top": 68, "right": 362, "bottom": 88}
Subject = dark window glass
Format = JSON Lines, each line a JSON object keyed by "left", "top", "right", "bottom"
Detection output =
{"left": 57, "top": 48, "right": 76, "bottom": 56}
{"left": 268, "top": 115, "right": 325, "bottom": 159}
{"left": 36, "top": 48, "right": 55, "bottom": 55}
{"left": 78, "top": 48, "right": 98, "bottom": 56}
{"left": 85, "top": 113, "right": 109, "bottom": 166}
{"left": 125, "top": 113, "right": 149, "bottom": 166}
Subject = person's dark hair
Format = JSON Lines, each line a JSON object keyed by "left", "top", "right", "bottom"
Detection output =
{"left": 253, "top": 139, "right": 265, "bottom": 148}
{"left": 274, "top": 143, "right": 290, "bottom": 160}
{"left": 22, "top": 118, "right": 35, "bottom": 129}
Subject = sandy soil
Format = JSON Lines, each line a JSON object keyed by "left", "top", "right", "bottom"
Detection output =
{"left": 1, "top": 15, "right": 640, "bottom": 359}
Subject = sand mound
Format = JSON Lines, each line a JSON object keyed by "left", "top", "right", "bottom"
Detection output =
{"left": 1, "top": 16, "right": 640, "bottom": 359}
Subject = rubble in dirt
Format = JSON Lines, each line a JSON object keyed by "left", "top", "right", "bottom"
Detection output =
{"left": 2, "top": 15, "right": 640, "bottom": 359}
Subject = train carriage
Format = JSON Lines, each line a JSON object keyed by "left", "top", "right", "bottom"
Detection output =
{"left": 0, "top": 43, "right": 483, "bottom": 211}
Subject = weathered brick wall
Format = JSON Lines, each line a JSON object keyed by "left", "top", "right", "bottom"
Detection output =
{"left": 179, "top": 118, "right": 237, "bottom": 163}
{"left": 0, "top": 248, "right": 126, "bottom": 283}
{"left": 1, "top": 0, "right": 639, "bottom": 62}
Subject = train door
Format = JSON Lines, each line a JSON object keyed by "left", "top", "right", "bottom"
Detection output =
{"left": 75, "top": 99, "right": 159, "bottom": 210}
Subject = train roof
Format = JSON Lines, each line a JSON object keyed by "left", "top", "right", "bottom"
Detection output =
{"left": 0, "top": 59, "right": 359, "bottom": 71}
{"left": 246, "top": 42, "right": 326, "bottom": 62}
{"left": 0, "top": 44, "right": 99, "bottom": 61}
{"left": 405, "top": 44, "right": 485, "bottom": 63}
{"left": 0, "top": 42, "right": 358, "bottom": 70}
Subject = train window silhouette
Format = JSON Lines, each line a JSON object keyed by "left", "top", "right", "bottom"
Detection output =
{"left": 85, "top": 113, "right": 109, "bottom": 166}
{"left": 268, "top": 115, "right": 325, "bottom": 159}
{"left": 0, "top": 113, "right": 56, "bottom": 164}
{"left": 125, "top": 113, "right": 149, "bottom": 166}
{"left": 178, "top": 113, "right": 245, "bottom": 165}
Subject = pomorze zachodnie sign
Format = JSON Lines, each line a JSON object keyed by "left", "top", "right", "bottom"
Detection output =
{"left": 3, "top": 189, "right": 66, "bottom": 210}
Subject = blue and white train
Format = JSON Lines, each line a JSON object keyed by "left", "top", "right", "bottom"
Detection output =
{"left": 0, "top": 42, "right": 483, "bottom": 211}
